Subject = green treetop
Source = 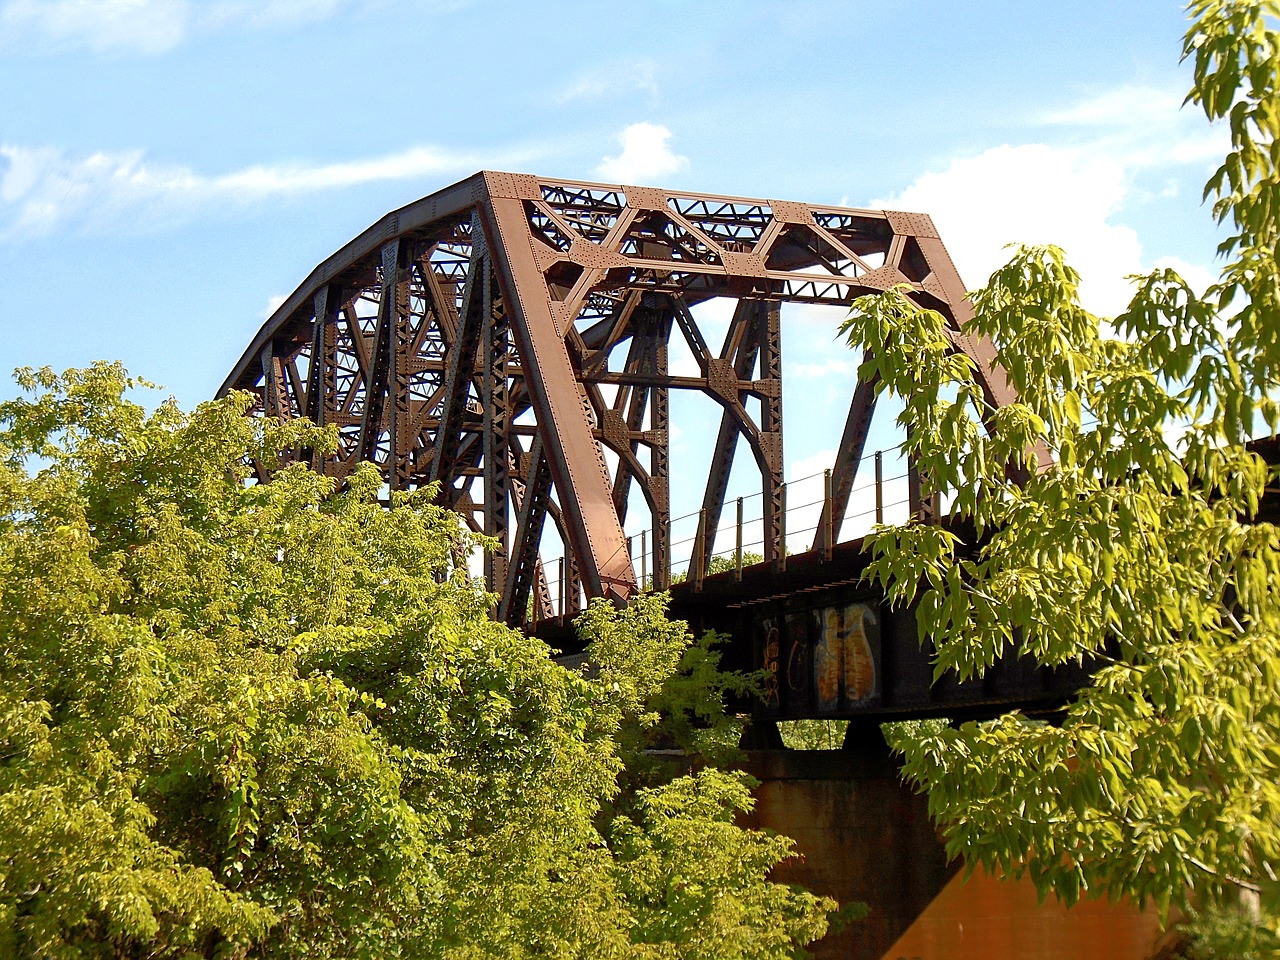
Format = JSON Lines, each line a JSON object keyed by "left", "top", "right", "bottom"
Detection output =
{"left": 842, "top": 1, "right": 1280, "bottom": 954}
{"left": 0, "top": 363, "right": 833, "bottom": 959}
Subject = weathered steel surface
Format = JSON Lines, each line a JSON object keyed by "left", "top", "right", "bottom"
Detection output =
{"left": 666, "top": 532, "right": 1091, "bottom": 722}
{"left": 220, "top": 171, "right": 1022, "bottom": 625}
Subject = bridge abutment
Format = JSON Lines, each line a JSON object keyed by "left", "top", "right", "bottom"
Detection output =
{"left": 740, "top": 741, "right": 1168, "bottom": 960}
{"left": 739, "top": 738, "right": 955, "bottom": 960}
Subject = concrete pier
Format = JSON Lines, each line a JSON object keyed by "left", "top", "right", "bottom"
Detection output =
{"left": 739, "top": 745, "right": 1167, "bottom": 960}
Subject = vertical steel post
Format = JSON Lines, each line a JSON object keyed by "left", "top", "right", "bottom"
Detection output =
{"left": 693, "top": 508, "right": 707, "bottom": 591}
{"left": 355, "top": 239, "right": 401, "bottom": 467}
{"left": 652, "top": 308, "right": 672, "bottom": 591}
{"left": 305, "top": 284, "right": 338, "bottom": 473}
{"left": 482, "top": 263, "right": 510, "bottom": 596}
{"left": 558, "top": 557, "right": 565, "bottom": 619}
{"left": 908, "top": 435, "right": 923, "bottom": 522}
{"left": 640, "top": 529, "right": 648, "bottom": 591}
{"left": 875, "top": 451, "right": 884, "bottom": 525}
{"left": 485, "top": 188, "right": 636, "bottom": 602}
{"left": 391, "top": 246, "right": 413, "bottom": 491}
{"left": 735, "top": 496, "right": 744, "bottom": 581}
{"left": 823, "top": 468, "right": 833, "bottom": 561}
{"left": 759, "top": 301, "right": 785, "bottom": 565}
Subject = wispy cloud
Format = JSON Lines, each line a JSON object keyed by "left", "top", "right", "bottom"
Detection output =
{"left": 1042, "top": 85, "right": 1184, "bottom": 127}
{"left": 788, "top": 449, "right": 835, "bottom": 483}
{"left": 1040, "top": 84, "right": 1229, "bottom": 169}
{"left": 596, "top": 122, "right": 688, "bottom": 184}
{"left": 558, "top": 59, "right": 659, "bottom": 103}
{"left": 0, "top": 142, "right": 503, "bottom": 238}
{"left": 0, "top": 0, "right": 188, "bottom": 54}
{"left": 872, "top": 84, "right": 1228, "bottom": 317}
{"left": 260, "top": 293, "right": 289, "bottom": 319}
{"left": 0, "top": 0, "right": 447, "bottom": 55}
{"left": 789, "top": 357, "right": 857, "bottom": 381}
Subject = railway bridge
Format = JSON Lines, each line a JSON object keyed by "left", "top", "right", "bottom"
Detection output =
{"left": 221, "top": 171, "right": 1165, "bottom": 959}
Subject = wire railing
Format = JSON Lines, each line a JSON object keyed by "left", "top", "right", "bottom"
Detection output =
{"left": 530, "top": 412, "right": 1104, "bottom": 619}
{"left": 531, "top": 442, "right": 928, "bottom": 620}
{"left": 658, "top": 467, "right": 915, "bottom": 590}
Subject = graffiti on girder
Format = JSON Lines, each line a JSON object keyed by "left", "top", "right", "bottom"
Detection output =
{"left": 758, "top": 602, "right": 880, "bottom": 717}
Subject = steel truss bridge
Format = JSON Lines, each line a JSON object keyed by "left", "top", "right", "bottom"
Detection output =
{"left": 221, "top": 170, "right": 1080, "bottom": 725}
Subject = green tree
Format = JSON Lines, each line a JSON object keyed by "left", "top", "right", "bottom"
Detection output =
{"left": 0, "top": 364, "right": 834, "bottom": 958}
{"left": 841, "top": 1, "right": 1280, "bottom": 952}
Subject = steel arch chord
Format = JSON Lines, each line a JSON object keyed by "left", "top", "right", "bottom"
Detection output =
{"left": 219, "top": 171, "right": 1025, "bottom": 627}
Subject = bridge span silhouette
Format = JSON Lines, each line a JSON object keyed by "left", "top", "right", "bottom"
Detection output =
{"left": 221, "top": 171, "right": 1168, "bottom": 959}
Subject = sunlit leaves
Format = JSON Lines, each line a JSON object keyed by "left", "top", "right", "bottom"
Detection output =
{"left": 0, "top": 363, "right": 833, "bottom": 958}
{"left": 610, "top": 769, "right": 833, "bottom": 958}
{"left": 844, "top": 2, "right": 1280, "bottom": 942}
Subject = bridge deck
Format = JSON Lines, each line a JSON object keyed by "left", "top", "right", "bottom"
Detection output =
{"left": 537, "top": 529, "right": 1091, "bottom": 723}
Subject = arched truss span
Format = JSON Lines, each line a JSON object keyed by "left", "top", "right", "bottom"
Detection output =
{"left": 220, "top": 171, "right": 1022, "bottom": 625}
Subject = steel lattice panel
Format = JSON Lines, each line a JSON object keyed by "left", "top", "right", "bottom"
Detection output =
{"left": 221, "top": 171, "right": 1025, "bottom": 629}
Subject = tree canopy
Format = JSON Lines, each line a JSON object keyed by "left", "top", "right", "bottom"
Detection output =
{"left": 0, "top": 364, "right": 834, "bottom": 958}
{"left": 842, "top": 1, "right": 1280, "bottom": 954}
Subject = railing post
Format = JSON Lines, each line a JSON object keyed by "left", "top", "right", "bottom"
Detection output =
{"left": 823, "top": 468, "right": 833, "bottom": 561}
{"left": 662, "top": 523, "right": 671, "bottom": 591}
{"left": 558, "top": 557, "right": 565, "bottom": 619}
{"left": 693, "top": 508, "right": 707, "bottom": 591}
{"left": 874, "top": 450, "right": 884, "bottom": 525}
{"left": 640, "top": 529, "right": 647, "bottom": 592}
{"left": 907, "top": 427, "right": 925, "bottom": 522}
{"left": 735, "top": 496, "right": 744, "bottom": 581}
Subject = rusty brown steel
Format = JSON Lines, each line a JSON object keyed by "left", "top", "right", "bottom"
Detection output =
{"left": 219, "top": 171, "right": 1027, "bottom": 626}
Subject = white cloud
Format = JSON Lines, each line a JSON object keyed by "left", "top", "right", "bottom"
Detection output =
{"left": 596, "top": 123, "right": 688, "bottom": 184}
{"left": 198, "top": 0, "right": 370, "bottom": 31}
{"left": 666, "top": 350, "right": 702, "bottom": 379}
{"left": 1043, "top": 85, "right": 1184, "bottom": 127}
{"left": 1041, "top": 84, "right": 1229, "bottom": 167}
{"left": 873, "top": 143, "right": 1143, "bottom": 316}
{"left": 789, "top": 357, "right": 857, "bottom": 381}
{"left": 261, "top": 293, "right": 289, "bottom": 319}
{"left": 0, "top": 142, "right": 494, "bottom": 238}
{"left": 1107, "top": 126, "right": 1230, "bottom": 176}
{"left": 214, "top": 147, "right": 475, "bottom": 193}
{"left": 865, "top": 84, "right": 1231, "bottom": 318}
{"left": 0, "top": 0, "right": 187, "bottom": 54}
{"left": 783, "top": 301, "right": 852, "bottom": 333}
{"left": 0, "top": 0, "right": 424, "bottom": 54}
{"left": 789, "top": 449, "right": 835, "bottom": 483}
{"left": 559, "top": 59, "right": 659, "bottom": 103}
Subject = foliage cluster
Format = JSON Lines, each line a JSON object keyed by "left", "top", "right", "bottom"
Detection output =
{"left": 0, "top": 364, "right": 834, "bottom": 958}
{"left": 775, "top": 721, "right": 848, "bottom": 752}
{"left": 842, "top": 0, "right": 1280, "bottom": 951}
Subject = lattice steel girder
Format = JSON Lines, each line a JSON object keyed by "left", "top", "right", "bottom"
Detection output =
{"left": 220, "top": 171, "right": 1028, "bottom": 618}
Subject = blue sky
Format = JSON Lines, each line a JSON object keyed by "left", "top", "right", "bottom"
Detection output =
{"left": 0, "top": 0, "right": 1233, "bottom": 559}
